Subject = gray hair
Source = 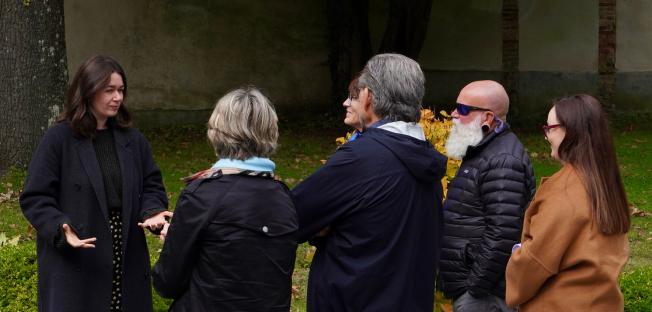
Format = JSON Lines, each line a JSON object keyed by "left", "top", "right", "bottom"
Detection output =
{"left": 357, "top": 53, "right": 425, "bottom": 123}
{"left": 207, "top": 86, "right": 278, "bottom": 160}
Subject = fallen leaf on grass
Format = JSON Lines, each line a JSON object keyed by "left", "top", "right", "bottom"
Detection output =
{"left": 630, "top": 204, "right": 652, "bottom": 217}
{"left": 274, "top": 175, "right": 282, "bottom": 181}
{"left": 8, "top": 224, "right": 19, "bottom": 229}
{"left": 6, "top": 183, "right": 13, "bottom": 187}
{"left": 647, "top": 237, "right": 652, "bottom": 241}
{"left": 0, "top": 191, "right": 12, "bottom": 203}
{"left": 292, "top": 166, "right": 299, "bottom": 170}
{"left": 295, "top": 158, "right": 300, "bottom": 163}
{"left": 157, "top": 249, "right": 162, "bottom": 253}
{"left": 27, "top": 225, "right": 34, "bottom": 232}
{"left": 320, "top": 160, "right": 326, "bottom": 164}
{"left": 0, "top": 233, "right": 20, "bottom": 247}
{"left": 284, "top": 178, "right": 297, "bottom": 183}
{"left": 634, "top": 139, "right": 645, "bottom": 144}
{"left": 625, "top": 124, "right": 635, "bottom": 132}
{"left": 8, "top": 235, "right": 20, "bottom": 246}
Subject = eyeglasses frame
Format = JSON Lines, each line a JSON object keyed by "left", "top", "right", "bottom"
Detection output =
{"left": 542, "top": 124, "right": 561, "bottom": 139}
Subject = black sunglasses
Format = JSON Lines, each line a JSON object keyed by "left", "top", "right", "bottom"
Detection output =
{"left": 456, "top": 103, "right": 492, "bottom": 116}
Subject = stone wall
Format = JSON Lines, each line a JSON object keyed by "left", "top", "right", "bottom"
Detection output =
{"left": 63, "top": 0, "right": 652, "bottom": 127}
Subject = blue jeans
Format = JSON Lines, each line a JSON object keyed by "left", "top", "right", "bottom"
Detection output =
{"left": 452, "top": 291, "right": 517, "bottom": 312}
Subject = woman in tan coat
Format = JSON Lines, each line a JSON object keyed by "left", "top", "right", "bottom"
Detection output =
{"left": 505, "top": 94, "right": 631, "bottom": 311}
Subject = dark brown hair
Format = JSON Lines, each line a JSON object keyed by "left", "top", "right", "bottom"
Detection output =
{"left": 57, "top": 55, "right": 133, "bottom": 137}
{"left": 348, "top": 74, "right": 360, "bottom": 95}
{"left": 554, "top": 94, "right": 630, "bottom": 235}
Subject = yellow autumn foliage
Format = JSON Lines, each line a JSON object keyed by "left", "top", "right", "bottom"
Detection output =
{"left": 335, "top": 108, "right": 461, "bottom": 200}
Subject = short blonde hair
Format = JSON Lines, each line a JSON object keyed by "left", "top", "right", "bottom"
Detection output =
{"left": 207, "top": 86, "right": 278, "bottom": 160}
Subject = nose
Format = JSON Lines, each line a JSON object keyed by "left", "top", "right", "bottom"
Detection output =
{"left": 451, "top": 108, "right": 460, "bottom": 118}
{"left": 343, "top": 98, "right": 351, "bottom": 107}
{"left": 114, "top": 91, "right": 123, "bottom": 102}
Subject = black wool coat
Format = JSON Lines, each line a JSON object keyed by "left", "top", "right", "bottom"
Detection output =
{"left": 152, "top": 172, "right": 298, "bottom": 312}
{"left": 20, "top": 121, "right": 168, "bottom": 312}
{"left": 293, "top": 127, "right": 448, "bottom": 312}
{"left": 439, "top": 123, "right": 536, "bottom": 300}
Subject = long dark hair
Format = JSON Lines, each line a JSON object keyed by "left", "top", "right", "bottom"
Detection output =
{"left": 554, "top": 94, "right": 630, "bottom": 235}
{"left": 57, "top": 55, "right": 133, "bottom": 137}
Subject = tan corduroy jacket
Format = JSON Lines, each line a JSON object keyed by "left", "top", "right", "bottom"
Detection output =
{"left": 505, "top": 164, "right": 630, "bottom": 311}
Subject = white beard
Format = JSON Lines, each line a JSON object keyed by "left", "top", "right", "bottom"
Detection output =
{"left": 445, "top": 116, "right": 484, "bottom": 159}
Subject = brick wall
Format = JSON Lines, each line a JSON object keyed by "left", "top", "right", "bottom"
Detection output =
{"left": 598, "top": 0, "right": 617, "bottom": 113}
{"left": 502, "top": 0, "right": 519, "bottom": 114}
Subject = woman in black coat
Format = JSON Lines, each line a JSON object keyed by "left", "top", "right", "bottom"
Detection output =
{"left": 152, "top": 86, "right": 298, "bottom": 311}
{"left": 20, "top": 55, "right": 170, "bottom": 312}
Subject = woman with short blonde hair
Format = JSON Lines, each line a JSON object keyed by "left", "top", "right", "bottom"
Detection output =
{"left": 153, "top": 86, "right": 298, "bottom": 311}
{"left": 207, "top": 87, "right": 278, "bottom": 160}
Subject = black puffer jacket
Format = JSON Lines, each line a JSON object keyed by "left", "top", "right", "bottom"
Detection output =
{"left": 152, "top": 171, "right": 298, "bottom": 311}
{"left": 439, "top": 123, "right": 536, "bottom": 299}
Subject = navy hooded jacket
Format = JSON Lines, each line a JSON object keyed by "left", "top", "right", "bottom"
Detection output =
{"left": 293, "top": 126, "right": 448, "bottom": 312}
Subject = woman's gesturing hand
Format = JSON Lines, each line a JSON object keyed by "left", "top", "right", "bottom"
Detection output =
{"left": 159, "top": 223, "right": 170, "bottom": 243}
{"left": 63, "top": 223, "right": 97, "bottom": 248}
{"left": 138, "top": 210, "right": 174, "bottom": 231}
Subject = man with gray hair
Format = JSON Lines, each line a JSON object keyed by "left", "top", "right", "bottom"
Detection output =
{"left": 438, "top": 81, "right": 535, "bottom": 311}
{"left": 293, "top": 54, "right": 448, "bottom": 311}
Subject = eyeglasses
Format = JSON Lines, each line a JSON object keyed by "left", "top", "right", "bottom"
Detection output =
{"left": 347, "top": 93, "right": 358, "bottom": 101}
{"left": 542, "top": 124, "right": 561, "bottom": 139}
{"left": 456, "top": 103, "right": 492, "bottom": 116}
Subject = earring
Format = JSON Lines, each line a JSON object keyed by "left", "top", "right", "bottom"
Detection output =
{"left": 482, "top": 124, "right": 489, "bottom": 133}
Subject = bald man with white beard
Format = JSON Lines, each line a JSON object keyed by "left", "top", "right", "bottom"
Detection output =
{"left": 438, "top": 81, "right": 536, "bottom": 312}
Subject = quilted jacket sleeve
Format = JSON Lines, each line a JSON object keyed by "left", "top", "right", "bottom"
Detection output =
{"left": 466, "top": 153, "right": 532, "bottom": 297}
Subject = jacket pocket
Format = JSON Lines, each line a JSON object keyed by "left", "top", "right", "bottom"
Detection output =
{"left": 464, "top": 242, "right": 477, "bottom": 266}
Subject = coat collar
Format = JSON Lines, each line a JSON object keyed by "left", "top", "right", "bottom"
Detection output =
{"left": 462, "top": 122, "right": 512, "bottom": 161}
{"left": 76, "top": 137, "right": 110, "bottom": 225}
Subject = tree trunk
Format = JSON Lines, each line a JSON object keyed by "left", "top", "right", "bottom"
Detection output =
{"left": 0, "top": 0, "right": 68, "bottom": 174}
{"left": 377, "top": 0, "right": 434, "bottom": 60}
{"left": 327, "top": 0, "right": 373, "bottom": 108}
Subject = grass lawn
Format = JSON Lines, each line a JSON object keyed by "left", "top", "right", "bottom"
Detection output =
{"left": 1, "top": 117, "right": 651, "bottom": 311}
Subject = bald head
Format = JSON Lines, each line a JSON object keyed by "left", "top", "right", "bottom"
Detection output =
{"left": 457, "top": 80, "right": 509, "bottom": 121}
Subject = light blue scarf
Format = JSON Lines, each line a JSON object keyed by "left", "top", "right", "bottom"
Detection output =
{"left": 211, "top": 157, "right": 276, "bottom": 172}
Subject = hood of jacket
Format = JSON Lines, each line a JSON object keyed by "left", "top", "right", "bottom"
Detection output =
{"left": 362, "top": 124, "right": 447, "bottom": 184}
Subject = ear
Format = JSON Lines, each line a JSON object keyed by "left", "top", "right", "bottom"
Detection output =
{"left": 361, "top": 88, "right": 374, "bottom": 113}
{"left": 483, "top": 111, "right": 494, "bottom": 124}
